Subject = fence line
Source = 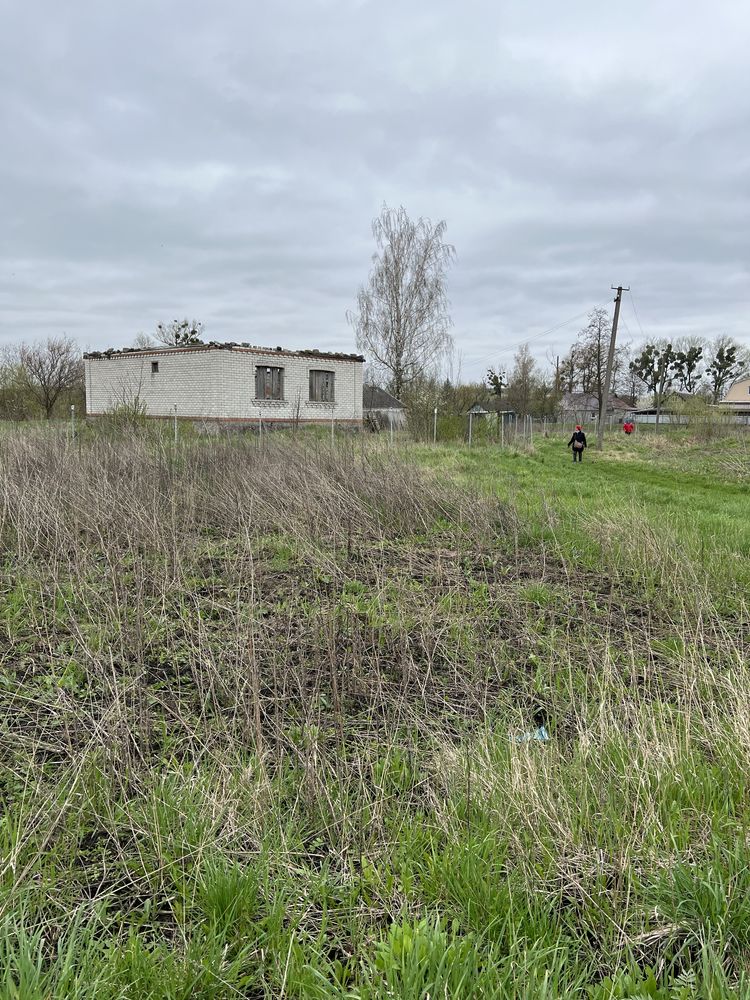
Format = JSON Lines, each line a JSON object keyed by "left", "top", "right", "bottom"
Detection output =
{"left": 3, "top": 410, "right": 749, "bottom": 458}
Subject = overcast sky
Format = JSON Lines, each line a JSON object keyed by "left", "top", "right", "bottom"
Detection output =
{"left": 1, "top": 0, "right": 748, "bottom": 379}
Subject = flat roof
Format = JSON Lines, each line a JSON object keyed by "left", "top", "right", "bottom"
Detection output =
{"left": 83, "top": 342, "right": 365, "bottom": 363}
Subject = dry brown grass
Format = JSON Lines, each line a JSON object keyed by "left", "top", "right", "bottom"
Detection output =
{"left": 1, "top": 431, "right": 748, "bottom": 996}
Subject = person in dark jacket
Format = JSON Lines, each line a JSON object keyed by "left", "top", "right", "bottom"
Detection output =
{"left": 568, "top": 425, "right": 587, "bottom": 462}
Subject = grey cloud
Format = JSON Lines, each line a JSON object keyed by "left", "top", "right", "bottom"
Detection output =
{"left": 1, "top": 0, "right": 748, "bottom": 377}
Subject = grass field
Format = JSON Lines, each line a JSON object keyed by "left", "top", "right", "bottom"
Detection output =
{"left": 1, "top": 427, "right": 748, "bottom": 998}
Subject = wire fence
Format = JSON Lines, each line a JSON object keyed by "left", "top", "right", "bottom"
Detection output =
{"left": 2, "top": 406, "right": 749, "bottom": 456}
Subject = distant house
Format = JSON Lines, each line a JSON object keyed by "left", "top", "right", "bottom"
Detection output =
{"left": 559, "top": 392, "right": 632, "bottom": 423}
{"left": 718, "top": 376, "right": 750, "bottom": 416}
{"left": 485, "top": 397, "right": 516, "bottom": 422}
{"left": 625, "top": 406, "right": 681, "bottom": 425}
{"left": 362, "top": 385, "right": 406, "bottom": 430}
{"left": 626, "top": 391, "right": 700, "bottom": 425}
{"left": 84, "top": 342, "right": 365, "bottom": 427}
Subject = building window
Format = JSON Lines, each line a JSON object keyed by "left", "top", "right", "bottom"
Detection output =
{"left": 255, "top": 365, "right": 284, "bottom": 400}
{"left": 151, "top": 361, "right": 159, "bottom": 374}
{"left": 309, "top": 369, "right": 335, "bottom": 402}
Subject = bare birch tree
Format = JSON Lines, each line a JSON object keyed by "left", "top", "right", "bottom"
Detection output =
{"left": 577, "top": 309, "right": 611, "bottom": 419}
{"left": 348, "top": 205, "right": 455, "bottom": 397}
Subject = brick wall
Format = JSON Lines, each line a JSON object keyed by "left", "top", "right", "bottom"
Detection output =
{"left": 85, "top": 347, "right": 364, "bottom": 424}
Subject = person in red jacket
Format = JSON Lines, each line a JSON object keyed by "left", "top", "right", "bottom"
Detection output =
{"left": 623, "top": 421, "right": 634, "bottom": 435}
{"left": 568, "top": 425, "right": 587, "bottom": 462}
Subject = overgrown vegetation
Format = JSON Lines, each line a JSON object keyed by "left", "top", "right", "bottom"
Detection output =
{"left": 1, "top": 429, "right": 748, "bottom": 997}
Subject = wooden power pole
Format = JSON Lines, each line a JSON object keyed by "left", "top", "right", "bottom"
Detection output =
{"left": 597, "top": 284, "right": 629, "bottom": 451}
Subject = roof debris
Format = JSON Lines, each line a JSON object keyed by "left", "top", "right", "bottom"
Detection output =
{"left": 83, "top": 342, "right": 365, "bottom": 363}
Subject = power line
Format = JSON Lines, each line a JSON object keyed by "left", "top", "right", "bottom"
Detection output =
{"left": 474, "top": 304, "right": 609, "bottom": 371}
{"left": 629, "top": 290, "right": 647, "bottom": 342}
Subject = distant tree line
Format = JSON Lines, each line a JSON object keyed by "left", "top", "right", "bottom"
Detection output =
{"left": 366, "top": 309, "right": 748, "bottom": 432}
{"left": 508, "top": 319, "right": 748, "bottom": 421}
{"left": 0, "top": 319, "right": 205, "bottom": 422}
{"left": 481, "top": 328, "right": 746, "bottom": 426}
{"left": 351, "top": 205, "right": 748, "bottom": 431}
{"left": 628, "top": 336, "right": 746, "bottom": 425}
{"left": 3, "top": 193, "right": 748, "bottom": 434}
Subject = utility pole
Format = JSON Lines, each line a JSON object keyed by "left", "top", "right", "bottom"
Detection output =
{"left": 487, "top": 367, "right": 506, "bottom": 443}
{"left": 597, "top": 285, "right": 629, "bottom": 451}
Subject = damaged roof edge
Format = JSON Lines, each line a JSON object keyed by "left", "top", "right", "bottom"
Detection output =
{"left": 83, "top": 342, "right": 365, "bottom": 363}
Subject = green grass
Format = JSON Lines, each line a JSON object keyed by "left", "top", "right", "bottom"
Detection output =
{"left": 0, "top": 428, "right": 749, "bottom": 997}
{"left": 412, "top": 432, "right": 750, "bottom": 589}
{"left": 414, "top": 431, "right": 747, "bottom": 528}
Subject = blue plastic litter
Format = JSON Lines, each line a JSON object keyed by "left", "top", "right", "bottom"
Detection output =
{"left": 513, "top": 726, "right": 549, "bottom": 743}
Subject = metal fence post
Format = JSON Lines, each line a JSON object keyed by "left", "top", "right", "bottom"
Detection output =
{"left": 173, "top": 405, "right": 178, "bottom": 445}
{"left": 433, "top": 407, "right": 438, "bottom": 444}
{"left": 468, "top": 411, "right": 473, "bottom": 447}
{"left": 70, "top": 404, "right": 75, "bottom": 440}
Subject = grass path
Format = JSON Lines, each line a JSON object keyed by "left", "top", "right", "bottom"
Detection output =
{"left": 412, "top": 433, "right": 750, "bottom": 585}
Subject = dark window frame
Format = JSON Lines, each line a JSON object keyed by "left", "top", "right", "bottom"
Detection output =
{"left": 151, "top": 361, "right": 159, "bottom": 374}
{"left": 309, "top": 369, "right": 335, "bottom": 403}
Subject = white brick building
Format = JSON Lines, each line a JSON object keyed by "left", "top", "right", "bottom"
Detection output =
{"left": 84, "top": 343, "right": 365, "bottom": 427}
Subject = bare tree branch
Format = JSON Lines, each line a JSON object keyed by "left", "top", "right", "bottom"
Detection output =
{"left": 13, "top": 336, "right": 82, "bottom": 419}
{"left": 154, "top": 319, "right": 204, "bottom": 347}
{"left": 347, "top": 205, "right": 455, "bottom": 396}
